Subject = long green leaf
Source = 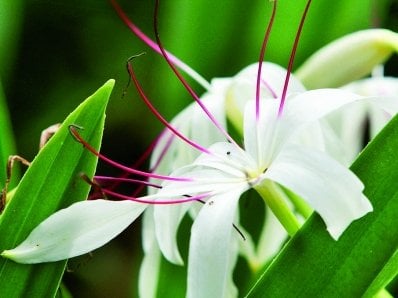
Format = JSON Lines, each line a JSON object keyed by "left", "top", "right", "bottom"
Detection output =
{"left": 246, "top": 113, "right": 398, "bottom": 297}
{"left": 0, "top": 80, "right": 114, "bottom": 297}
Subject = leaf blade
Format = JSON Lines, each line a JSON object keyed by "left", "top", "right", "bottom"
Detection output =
{"left": 0, "top": 80, "right": 114, "bottom": 297}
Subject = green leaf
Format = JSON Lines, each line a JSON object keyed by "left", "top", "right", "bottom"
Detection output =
{"left": 0, "top": 81, "right": 17, "bottom": 189}
{"left": 0, "top": 80, "right": 114, "bottom": 297}
{"left": 246, "top": 113, "right": 398, "bottom": 297}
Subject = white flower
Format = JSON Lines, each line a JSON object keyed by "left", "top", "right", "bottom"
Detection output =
{"left": 139, "top": 62, "right": 306, "bottom": 296}
{"left": 1, "top": 74, "right": 374, "bottom": 297}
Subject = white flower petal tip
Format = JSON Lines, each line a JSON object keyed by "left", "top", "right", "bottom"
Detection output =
{"left": 1, "top": 250, "right": 18, "bottom": 262}
{"left": 1, "top": 200, "right": 146, "bottom": 264}
{"left": 327, "top": 198, "right": 373, "bottom": 241}
{"left": 265, "top": 144, "right": 373, "bottom": 242}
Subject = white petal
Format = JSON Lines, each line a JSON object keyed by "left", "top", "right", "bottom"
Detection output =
{"left": 269, "top": 89, "right": 369, "bottom": 157}
{"left": 2, "top": 200, "right": 146, "bottom": 263}
{"left": 155, "top": 169, "right": 244, "bottom": 198}
{"left": 194, "top": 142, "right": 257, "bottom": 177}
{"left": 149, "top": 83, "right": 227, "bottom": 182}
{"left": 243, "top": 100, "right": 280, "bottom": 167}
{"left": 265, "top": 145, "right": 372, "bottom": 240}
{"left": 365, "top": 96, "right": 398, "bottom": 137}
{"left": 285, "top": 89, "right": 364, "bottom": 126}
{"left": 191, "top": 91, "right": 227, "bottom": 146}
{"left": 244, "top": 89, "right": 373, "bottom": 168}
{"left": 139, "top": 208, "right": 161, "bottom": 298}
{"left": 154, "top": 203, "right": 191, "bottom": 265}
{"left": 325, "top": 103, "right": 368, "bottom": 163}
{"left": 229, "top": 62, "right": 305, "bottom": 111}
{"left": 187, "top": 186, "right": 246, "bottom": 298}
{"left": 367, "top": 103, "right": 393, "bottom": 138}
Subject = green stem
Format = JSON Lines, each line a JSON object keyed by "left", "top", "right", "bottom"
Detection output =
{"left": 254, "top": 180, "right": 300, "bottom": 237}
{"left": 282, "top": 186, "right": 313, "bottom": 219}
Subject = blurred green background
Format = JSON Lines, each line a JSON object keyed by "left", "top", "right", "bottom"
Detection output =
{"left": 1, "top": 0, "right": 397, "bottom": 297}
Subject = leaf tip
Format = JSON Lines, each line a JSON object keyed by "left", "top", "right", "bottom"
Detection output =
{"left": 103, "top": 79, "right": 116, "bottom": 91}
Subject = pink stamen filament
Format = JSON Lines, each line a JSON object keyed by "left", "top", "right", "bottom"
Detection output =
{"left": 69, "top": 125, "right": 191, "bottom": 182}
{"left": 256, "top": 0, "right": 278, "bottom": 119}
{"left": 101, "top": 129, "right": 174, "bottom": 196}
{"left": 149, "top": 129, "right": 176, "bottom": 171}
{"left": 94, "top": 129, "right": 176, "bottom": 199}
{"left": 278, "top": 0, "right": 313, "bottom": 116}
{"left": 94, "top": 176, "right": 162, "bottom": 189}
{"left": 127, "top": 60, "right": 211, "bottom": 154}
{"left": 102, "top": 188, "right": 211, "bottom": 205}
{"left": 153, "top": 0, "right": 238, "bottom": 147}
{"left": 130, "top": 131, "right": 176, "bottom": 197}
{"left": 261, "top": 78, "right": 278, "bottom": 99}
{"left": 131, "top": 132, "right": 160, "bottom": 169}
{"left": 109, "top": 0, "right": 211, "bottom": 90}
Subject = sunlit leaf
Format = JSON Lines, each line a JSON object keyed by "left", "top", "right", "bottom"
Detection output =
{"left": 0, "top": 80, "right": 114, "bottom": 297}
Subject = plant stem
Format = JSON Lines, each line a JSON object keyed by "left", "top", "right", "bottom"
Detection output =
{"left": 254, "top": 179, "right": 300, "bottom": 236}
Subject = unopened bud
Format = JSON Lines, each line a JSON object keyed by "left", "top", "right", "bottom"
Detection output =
{"left": 296, "top": 29, "right": 398, "bottom": 89}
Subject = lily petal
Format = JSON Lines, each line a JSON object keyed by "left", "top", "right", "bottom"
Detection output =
{"left": 285, "top": 89, "right": 364, "bottom": 126}
{"left": 243, "top": 100, "right": 280, "bottom": 168}
{"left": 2, "top": 199, "right": 146, "bottom": 263}
{"left": 139, "top": 208, "right": 162, "bottom": 298}
{"left": 324, "top": 103, "right": 368, "bottom": 164}
{"left": 187, "top": 186, "right": 245, "bottom": 298}
{"left": 154, "top": 203, "right": 191, "bottom": 265}
{"left": 229, "top": 62, "right": 306, "bottom": 109}
{"left": 266, "top": 145, "right": 372, "bottom": 240}
{"left": 191, "top": 88, "right": 227, "bottom": 145}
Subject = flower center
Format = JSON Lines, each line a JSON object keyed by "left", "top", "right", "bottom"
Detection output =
{"left": 246, "top": 166, "right": 267, "bottom": 186}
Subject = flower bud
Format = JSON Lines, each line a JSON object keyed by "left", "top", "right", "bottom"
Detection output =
{"left": 296, "top": 29, "right": 398, "bottom": 89}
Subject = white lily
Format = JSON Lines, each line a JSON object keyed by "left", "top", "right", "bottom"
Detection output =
{"left": 146, "top": 63, "right": 303, "bottom": 249}
{"left": 139, "top": 62, "right": 306, "bottom": 296}
{"left": 2, "top": 81, "right": 375, "bottom": 297}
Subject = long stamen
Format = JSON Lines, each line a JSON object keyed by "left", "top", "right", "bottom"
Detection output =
{"left": 149, "top": 129, "right": 176, "bottom": 171}
{"left": 153, "top": 0, "right": 239, "bottom": 147}
{"left": 103, "top": 188, "right": 210, "bottom": 205}
{"left": 256, "top": 0, "right": 278, "bottom": 120}
{"left": 278, "top": 0, "right": 312, "bottom": 116}
{"left": 94, "top": 176, "right": 162, "bottom": 189}
{"left": 130, "top": 131, "right": 176, "bottom": 197}
{"left": 127, "top": 57, "right": 211, "bottom": 154}
{"left": 109, "top": 0, "right": 211, "bottom": 90}
{"left": 100, "top": 129, "right": 171, "bottom": 195}
{"left": 261, "top": 79, "right": 278, "bottom": 99}
{"left": 69, "top": 125, "right": 191, "bottom": 182}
